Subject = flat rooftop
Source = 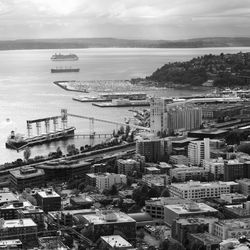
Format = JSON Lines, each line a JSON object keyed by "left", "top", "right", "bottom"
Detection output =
{"left": 216, "top": 218, "right": 250, "bottom": 228}
{"left": 0, "top": 192, "right": 18, "bottom": 204}
{"left": 146, "top": 167, "right": 160, "bottom": 171}
{"left": 170, "top": 181, "right": 238, "bottom": 190}
{"left": 176, "top": 217, "right": 218, "bottom": 225}
{"left": 82, "top": 211, "right": 136, "bottom": 225}
{"left": 37, "top": 190, "right": 60, "bottom": 198}
{"left": 188, "top": 128, "right": 228, "bottom": 135}
{"left": 165, "top": 203, "right": 218, "bottom": 214}
{"left": 146, "top": 197, "right": 190, "bottom": 206}
{"left": 1, "top": 218, "right": 37, "bottom": 228}
{"left": 101, "top": 235, "right": 132, "bottom": 248}
{"left": 10, "top": 167, "right": 44, "bottom": 179}
{"left": 190, "top": 232, "right": 221, "bottom": 244}
{"left": 0, "top": 239, "right": 22, "bottom": 246}
{"left": 0, "top": 201, "right": 32, "bottom": 210}
{"left": 237, "top": 178, "right": 250, "bottom": 184}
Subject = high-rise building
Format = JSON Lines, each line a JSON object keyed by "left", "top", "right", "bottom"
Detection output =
{"left": 150, "top": 98, "right": 202, "bottom": 135}
{"left": 10, "top": 166, "right": 45, "bottom": 191}
{"left": 36, "top": 189, "right": 61, "bottom": 213}
{"left": 136, "top": 138, "right": 164, "bottom": 162}
{"left": 224, "top": 159, "right": 250, "bottom": 181}
{"left": 188, "top": 138, "right": 210, "bottom": 166}
{"left": 117, "top": 159, "right": 140, "bottom": 175}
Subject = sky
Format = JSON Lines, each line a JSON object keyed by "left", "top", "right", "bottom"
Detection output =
{"left": 0, "top": 0, "right": 250, "bottom": 40}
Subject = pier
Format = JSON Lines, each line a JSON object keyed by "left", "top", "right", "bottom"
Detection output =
{"left": 72, "top": 133, "right": 113, "bottom": 139}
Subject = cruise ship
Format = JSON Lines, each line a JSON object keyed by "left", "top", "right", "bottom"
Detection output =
{"left": 51, "top": 53, "right": 79, "bottom": 61}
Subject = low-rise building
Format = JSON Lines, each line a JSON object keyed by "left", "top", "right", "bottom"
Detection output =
{"left": 220, "top": 193, "right": 247, "bottom": 204}
{"left": 0, "top": 201, "right": 32, "bottom": 220}
{"left": 80, "top": 210, "right": 136, "bottom": 242}
{"left": 212, "top": 218, "right": 250, "bottom": 240}
{"left": 0, "top": 239, "right": 22, "bottom": 249}
{"left": 188, "top": 232, "right": 221, "bottom": 250}
{"left": 169, "top": 180, "right": 239, "bottom": 199}
{"left": 169, "top": 155, "right": 189, "bottom": 165}
{"left": 17, "top": 206, "right": 44, "bottom": 231}
{"left": 170, "top": 166, "right": 209, "bottom": 182}
{"left": 95, "top": 173, "right": 127, "bottom": 191}
{"left": 223, "top": 201, "right": 250, "bottom": 219}
{"left": 145, "top": 167, "right": 161, "bottom": 175}
{"left": 70, "top": 194, "right": 94, "bottom": 208}
{"left": 117, "top": 159, "right": 140, "bottom": 175}
{"left": 0, "top": 218, "right": 37, "bottom": 244}
{"left": 157, "top": 162, "right": 172, "bottom": 174}
{"left": 0, "top": 191, "right": 18, "bottom": 206}
{"left": 10, "top": 166, "right": 45, "bottom": 191}
{"left": 99, "top": 235, "right": 133, "bottom": 250}
{"left": 237, "top": 178, "right": 250, "bottom": 196}
{"left": 171, "top": 217, "right": 219, "bottom": 246}
{"left": 220, "top": 238, "right": 250, "bottom": 250}
{"left": 145, "top": 197, "right": 191, "bottom": 219}
{"left": 203, "top": 158, "right": 224, "bottom": 180}
{"left": 36, "top": 189, "right": 61, "bottom": 213}
{"left": 142, "top": 174, "right": 170, "bottom": 192}
{"left": 164, "top": 203, "right": 218, "bottom": 226}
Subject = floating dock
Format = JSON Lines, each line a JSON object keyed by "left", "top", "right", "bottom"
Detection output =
{"left": 72, "top": 97, "right": 109, "bottom": 102}
{"left": 92, "top": 100, "right": 150, "bottom": 108}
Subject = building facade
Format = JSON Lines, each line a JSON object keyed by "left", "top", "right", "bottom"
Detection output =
{"left": 188, "top": 138, "right": 210, "bottom": 166}
{"left": 169, "top": 180, "right": 239, "bottom": 199}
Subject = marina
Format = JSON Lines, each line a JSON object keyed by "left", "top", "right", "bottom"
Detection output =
{"left": 1, "top": 47, "right": 249, "bottom": 163}
{"left": 54, "top": 81, "right": 88, "bottom": 93}
{"left": 72, "top": 92, "right": 148, "bottom": 103}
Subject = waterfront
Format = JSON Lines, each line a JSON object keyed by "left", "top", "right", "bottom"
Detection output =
{"left": 1, "top": 47, "right": 250, "bottom": 164}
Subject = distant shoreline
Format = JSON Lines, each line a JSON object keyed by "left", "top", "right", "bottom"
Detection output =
{"left": 1, "top": 37, "right": 250, "bottom": 51}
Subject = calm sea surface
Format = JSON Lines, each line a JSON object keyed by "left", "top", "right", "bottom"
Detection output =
{"left": 0, "top": 47, "right": 250, "bottom": 164}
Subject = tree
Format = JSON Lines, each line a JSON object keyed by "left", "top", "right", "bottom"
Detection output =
{"left": 23, "top": 147, "right": 31, "bottom": 162}
{"left": 136, "top": 229, "right": 145, "bottom": 241}
{"left": 161, "top": 188, "right": 170, "bottom": 197}
{"left": 110, "top": 184, "right": 118, "bottom": 196}
{"left": 56, "top": 147, "right": 62, "bottom": 157}
{"left": 67, "top": 144, "right": 76, "bottom": 155}
{"left": 125, "top": 125, "right": 131, "bottom": 135}
{"left": 119, "top": 126, "right": 125, "bottom": 135}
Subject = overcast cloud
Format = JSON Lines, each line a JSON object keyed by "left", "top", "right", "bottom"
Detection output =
{"left": 0, "top": 0, "right": 249, "bottom": 40}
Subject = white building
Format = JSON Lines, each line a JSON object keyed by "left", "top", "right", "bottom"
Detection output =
{"left": 236, "top": 178, "right": 250, "bottom": 196}
{"left": 169, "top": 155, "right": 189, "bottom": 165}
{"left": 213, "top": 218, "right": 250, "bottom": 240}
{"left": 96, "top": 173, "right": 127, "bottom": 191}
{"left": 169, "top": 180, "right": 239, "bottom": 199}
{"left": 170, "top": 166, "right": 209, "bottom": 182}
{"left": 142, "top": 174, "right": 170, "bottom": 190}
{"left": 188, "top": 138, "right": 210, "bottom": 166}
{"left": 117, "top": 159, "right": 140, "bottom": 175}
{"left": 150, "top": 97, "right": 202, "bottom": 135}
{"left": 203, "top": 158, "right": 224, "bottom": 180}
